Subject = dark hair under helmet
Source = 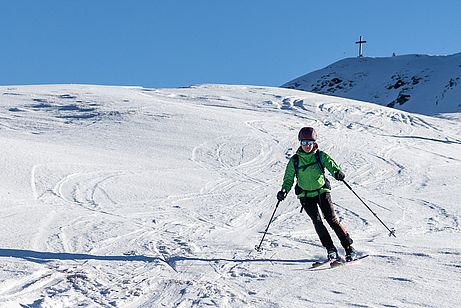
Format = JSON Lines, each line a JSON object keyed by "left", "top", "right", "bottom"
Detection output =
{"left": 298, "top": 127, "right": 317, "bottom": 141}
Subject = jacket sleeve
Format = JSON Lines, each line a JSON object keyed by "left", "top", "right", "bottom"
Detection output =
{"left": 281, "top": 158, "right": 296, "bottom": 192}
{"left": 320, "top": 151, "right": 341, "bottom": 177}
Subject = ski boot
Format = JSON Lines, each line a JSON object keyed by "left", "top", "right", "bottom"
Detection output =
{"left": 345, "top": 245, "right": 357, "bottom": 262}
{"left": 327, "top": 247, "right": 340, "bottom": 261}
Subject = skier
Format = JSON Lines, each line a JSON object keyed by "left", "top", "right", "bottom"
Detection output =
{"left": 277, "top": 127, "right": 357, "bottom": 262}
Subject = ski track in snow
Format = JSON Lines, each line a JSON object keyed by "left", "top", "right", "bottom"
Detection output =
{"left": 0, "top": 84, "right": 460, "bottom": 307}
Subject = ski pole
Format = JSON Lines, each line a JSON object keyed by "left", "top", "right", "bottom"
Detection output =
{"left": 255, "top": 200, "right": 281, "bottom": 252}
{"left": 342, "top": 180, "right": 396, "bottom": 238}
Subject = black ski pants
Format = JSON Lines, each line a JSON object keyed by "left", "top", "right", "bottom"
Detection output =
{"left": 300, "top": 192, "right": 353, "bottom": 250}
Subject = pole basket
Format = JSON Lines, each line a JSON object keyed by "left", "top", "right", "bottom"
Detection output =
{"left": 389, "top": 228, "right": 396, "bottom": 238}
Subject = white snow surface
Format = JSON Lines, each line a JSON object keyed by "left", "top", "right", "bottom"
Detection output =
{"left": 0, "top": 84, "right": 460, "bottom": 307}
{"left": 283, "top": 53, "right": 461, "bottom": 115}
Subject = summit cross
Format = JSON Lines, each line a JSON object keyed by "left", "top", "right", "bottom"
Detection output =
{"left": 355, "top": 35, "right": 367, "bottom": 59}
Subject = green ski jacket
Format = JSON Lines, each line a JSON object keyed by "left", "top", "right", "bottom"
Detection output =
{"left": 282, "top": 147, "right": 342, "bottom": 198}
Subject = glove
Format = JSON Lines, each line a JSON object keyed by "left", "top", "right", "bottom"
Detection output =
{"left": 277, "top": 190, "right": 287, "bottom": 201}
{"left": 335, "top": 170, "right": 345, "bottom": 181}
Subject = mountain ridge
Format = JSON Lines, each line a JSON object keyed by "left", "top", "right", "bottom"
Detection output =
{"left": 282, "top": 53, "right": 461, "bottom": 115}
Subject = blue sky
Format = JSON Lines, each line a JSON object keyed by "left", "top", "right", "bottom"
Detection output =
{"left": 1, "top": 0, "right": 460, "bottom": 88}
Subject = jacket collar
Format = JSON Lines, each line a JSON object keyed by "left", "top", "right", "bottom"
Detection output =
{"left": 296, "top": 145, "right": 318, "bottom": 156}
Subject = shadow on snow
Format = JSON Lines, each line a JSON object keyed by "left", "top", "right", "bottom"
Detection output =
{"left": 0, "top": 248, "right": 160, "bottom": 264}
{"left": 0, "top": 248, "right": 318, "bottom": 267}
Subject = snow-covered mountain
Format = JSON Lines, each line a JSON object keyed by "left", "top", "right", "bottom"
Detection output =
{"left": 0, "top": 84, "right": 460, "bottom": 307}
{"left": 282, "top": 53, "right": 461, "bottom": 115}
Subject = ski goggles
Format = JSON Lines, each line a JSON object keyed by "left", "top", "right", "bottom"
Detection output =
{"left": 300, "top": 140, "right": 315, "bottom": 146}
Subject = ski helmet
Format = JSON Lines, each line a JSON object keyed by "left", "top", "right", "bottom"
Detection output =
{"left": 298, "top": 127, "right": 317, "bottom": 141}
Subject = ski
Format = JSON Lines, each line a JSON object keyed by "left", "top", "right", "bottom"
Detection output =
{"left": 310, "top": 257, "right": 345, "bottom": 269}
{"left": 330, "top": 254, "right": 369, "bottom": 268}
{"left": 310, "top": 259, "right": 332, "bottom": 269}
{"left": 310, "top": 255, "right": 368, "bottom": 270}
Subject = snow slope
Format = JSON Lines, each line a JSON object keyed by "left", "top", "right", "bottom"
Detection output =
{"left": 0, "top": 84, "right": 460, "bottom": 307}
{"left": 282, "top": 53, "right": 461, "bottom": 115}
